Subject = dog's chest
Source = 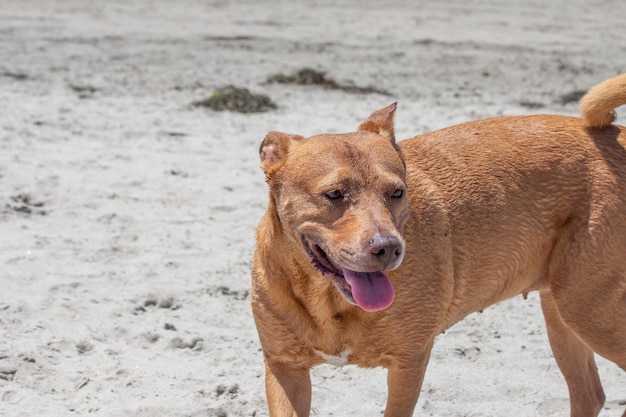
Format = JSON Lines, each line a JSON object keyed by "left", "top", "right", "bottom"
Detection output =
{"left": 314, "top": 349, "right": 352, "bottom": 366}
{"left": 307, "top": 313, "right": 394, "bottom": 368}
{"left": 311, "top": 343, "right": 393, "bottom": 369}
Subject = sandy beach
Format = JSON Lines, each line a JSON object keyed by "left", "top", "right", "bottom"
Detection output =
{"left": 1, "top": 0, "right": 625, "bottom": 416}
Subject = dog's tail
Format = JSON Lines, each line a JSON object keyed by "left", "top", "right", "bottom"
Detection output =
{"left": 580, "top": 73, "right": 626, "bottom": 128}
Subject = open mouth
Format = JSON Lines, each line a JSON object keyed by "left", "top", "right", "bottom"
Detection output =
{"left": 303, "top": 236, "right": 395, "bottom": 312}
{"left": 303, "top": 237, "right": 356, "bottom": 304}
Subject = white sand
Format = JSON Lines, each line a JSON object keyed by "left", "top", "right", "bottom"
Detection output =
{"left": 1, "top": 0, "right": 625, "bottom": 416}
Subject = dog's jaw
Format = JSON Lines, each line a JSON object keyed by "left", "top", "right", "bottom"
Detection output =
{"left": 303, "top": 236, "right": 359, "bottom": 306}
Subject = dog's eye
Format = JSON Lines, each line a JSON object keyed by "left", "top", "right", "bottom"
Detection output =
{"left": 325, "top": 190, "right": 344, "bottom": 200}
{"left": 391, "top": 189, "right": 404, "bottom": 199}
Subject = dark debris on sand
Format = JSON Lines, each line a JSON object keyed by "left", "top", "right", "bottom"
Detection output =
{"left": 267, "top": 67, "right": 391, "bottom": 96}
{"left": 192, "top": 86, "right": 277, "bottom": 113}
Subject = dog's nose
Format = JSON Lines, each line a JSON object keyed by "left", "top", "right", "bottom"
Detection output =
{"left": 369, "top": 235, "right": 403, "bottom": 268}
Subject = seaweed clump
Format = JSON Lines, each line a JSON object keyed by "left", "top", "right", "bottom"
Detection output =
{"left": 192, "top": 86, "right": 277, "bottom": 113}
{"left": 267, "top": 67, "right": 390, "bottom": 95}
{"left": 267, "top": 68, "right": 337, "bottom": 87}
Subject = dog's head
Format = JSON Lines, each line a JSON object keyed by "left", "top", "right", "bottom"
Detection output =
{"left": 259, "top": 103, "right": 409, "bottom": 312}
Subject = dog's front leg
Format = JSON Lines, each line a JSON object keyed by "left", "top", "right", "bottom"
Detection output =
{"left": 264, "top": 358, "right": 312, "bottom": 417}
{"left": 384, "top": 346, "right": 433, "bottom": 417}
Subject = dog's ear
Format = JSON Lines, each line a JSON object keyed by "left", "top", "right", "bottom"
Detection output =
{"left": 259, "top": 131, "right": 304, "bottom": 176}
{"left": 358, "top": 102, "right": 397, "bottom": 142}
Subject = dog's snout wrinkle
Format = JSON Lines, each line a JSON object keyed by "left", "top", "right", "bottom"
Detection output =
{"left": 339, "top": 247, "right": 355, "bottom": 257}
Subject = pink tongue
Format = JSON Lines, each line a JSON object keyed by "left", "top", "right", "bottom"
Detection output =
{"left": 342, "top": 269, "right": 395, "bottom": 312}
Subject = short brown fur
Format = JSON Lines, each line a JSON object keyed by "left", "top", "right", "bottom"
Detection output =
{"left": 252, "top": 73, "right": 626, "bottom": 416}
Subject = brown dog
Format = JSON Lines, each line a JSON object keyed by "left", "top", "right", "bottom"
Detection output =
{"left": 251, "top": 73, "right": 626, "bottom": 417}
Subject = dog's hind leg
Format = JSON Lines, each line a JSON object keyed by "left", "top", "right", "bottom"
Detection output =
{"left": 540, "top": 290, "right": 605, "bottom": 417}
